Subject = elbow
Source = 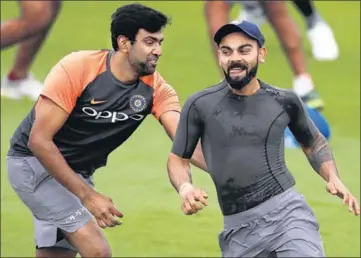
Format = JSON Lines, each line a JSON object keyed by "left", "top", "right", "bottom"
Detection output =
{"left": 167, "top": 153, "right": 176, "bottom": 171}
{"left": 27, "top": 133, "right": 47, "bottom": 155}
{"left": 27, "top": 134, "right": 39, "bottom": 154}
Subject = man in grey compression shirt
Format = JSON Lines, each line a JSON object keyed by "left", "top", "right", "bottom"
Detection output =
{"left": 167, "top": 21, "right": 359, "bottom": 257}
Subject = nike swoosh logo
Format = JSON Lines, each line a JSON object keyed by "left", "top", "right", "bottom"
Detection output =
{"left": 90, "top": 99, "right": 107, "bottom": 105}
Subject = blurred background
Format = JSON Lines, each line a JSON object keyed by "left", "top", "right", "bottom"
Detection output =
{"left": 1, "top": 1, "right": 360, "bottom": 257}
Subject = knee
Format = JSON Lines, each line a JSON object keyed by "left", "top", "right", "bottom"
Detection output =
{"left": 22, "top": 3, "right": 60, "bottom": 33}
{"left": 25, "top": 14, "right": 55, "bottom": 33}
{"left": 283, "top": 38, "right": 302, "bottom": 54}
{"left": 89, "top": 244, "right": 112, "bottom": 257}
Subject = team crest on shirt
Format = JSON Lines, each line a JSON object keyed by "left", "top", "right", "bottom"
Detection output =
{"left": 129, "top": 95, "right": 147, "bottom": 112}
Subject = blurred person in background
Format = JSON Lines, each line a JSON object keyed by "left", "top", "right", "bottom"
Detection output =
{"left": 204, "top": 0, "right": 328, "bottom": 110}
{"left": 238, "top": 0, "right": 339, "bottom": 61}
{"left": 1, "top": 0, "right": 62, "bottom": 101}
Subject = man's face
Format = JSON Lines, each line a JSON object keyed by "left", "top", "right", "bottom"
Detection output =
{"left": 218, "top": 32, "right": 266, "bottom": 89}
{"left": 128, "top": 29, "right": 164, "bottom": 76}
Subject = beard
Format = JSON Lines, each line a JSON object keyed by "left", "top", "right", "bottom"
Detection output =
{"left": 136, "top": 60, "right": 157, "bottom": 76}
{"left": 137, "top": 62, "right": 154, "bottom": 76}
{"left": 224, "top": 60, "right": 259, "bottom": 90}
{"left": 130, "top": 54, "right": 158, "bottom": 77}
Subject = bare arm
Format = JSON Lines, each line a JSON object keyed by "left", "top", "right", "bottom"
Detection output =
{"left": 30, "top": 98, "right": 122, "bottom": 227}
{"left": 162, "top": 96, "right": 209, "bottom": 215}
{"left": 300, "top": 130, "right": 359, "bottom": 215}
{"left": 28, "top": 59, "right": 96, "bottom": 201}
{"left": 167, "top": 152, "right": 208, "bottom": 216}
{"left": 160, "top": 110, "right": 207, "bottom": 174}
{"left": 150, "top": 74, "right": 207, "bottom": 188}
{"left": 167, "top": 153, "right": 192, "bottom": 193}
{"left": 287, "top": 92, "right": 338, "bottom": 182}
{"left": 301, "top": 132, "right": 339, "bottom": 182}
{"left": 28, "top": 96, "right": 95, "bottom": 200}
{"left": 28, "top": 58, "right": 123, "bottom": 227}
{"left": 288, "top": 92, "right": 359, "bottom": 215}
{"left": 166, "top": 96, "right": 205, "bottom": 192}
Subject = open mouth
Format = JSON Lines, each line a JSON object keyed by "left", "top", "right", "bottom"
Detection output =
{"left": 229, "top": 65, "right": 246, "bottom": 75}
{"left": 229, "top": 63, "right": 247, "bottom": 72}
{"left": 230, "top": 67, "right": 243, "bottom": 71}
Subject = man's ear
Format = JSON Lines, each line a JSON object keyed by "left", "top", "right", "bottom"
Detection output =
{"left": 258, "top": 47, "right": 267, "bottom": 63}
{"left": 117, "top": 35, "right": 131, "bottom": 53}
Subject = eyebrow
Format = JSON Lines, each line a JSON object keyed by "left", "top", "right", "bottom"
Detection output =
{"left": 144, "top": 36, "right": 164, "bottom": 43}
{"left": 220, "top": 43, "right": 254, "bottom": 50}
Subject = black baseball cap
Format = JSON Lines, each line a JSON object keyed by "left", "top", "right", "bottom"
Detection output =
{"left": 213, "top": 20, "right": 265, "bottom": 47}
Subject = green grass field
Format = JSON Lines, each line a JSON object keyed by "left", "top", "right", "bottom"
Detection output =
{"left": 1, "top": 1, "right": 360, "bottom": 257}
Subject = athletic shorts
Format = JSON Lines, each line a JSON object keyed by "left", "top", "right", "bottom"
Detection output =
{"left": 6, "top": 156, "right": 94, "bottom": 252}
{"left": 218, "top": 187, "right": 326, "bottom": 257}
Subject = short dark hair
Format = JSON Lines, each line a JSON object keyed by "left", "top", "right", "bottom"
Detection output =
{"left": 110, "top": 3, "right": 171, "bottom": 50}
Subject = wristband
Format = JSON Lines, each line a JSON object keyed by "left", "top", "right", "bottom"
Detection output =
{"left": 178, "top": 182, "right": 193, "bottom": 194}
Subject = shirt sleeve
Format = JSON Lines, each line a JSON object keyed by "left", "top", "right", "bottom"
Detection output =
{"left": 40, "top": 54, "right": 84, "bottom": 114}
{"left": 171, "top": 96, "right": 203, "bottom": 159}
{"left": 151, "top": 73, "right": 181, "bottom": 120}
{"left": 287, "top": 92, "right": 319, "bottom": 146}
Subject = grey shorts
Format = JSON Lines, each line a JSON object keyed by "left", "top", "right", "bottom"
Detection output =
{"left": 219, "top": 187, "right": 325, "bottom": 257}
{"left": 6, "top": 156, "right": 94, "bottom": 252}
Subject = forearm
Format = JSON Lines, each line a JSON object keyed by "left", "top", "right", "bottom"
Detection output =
{"left": 167, "top": 153, "right": 193, "bottom": 192}
{"left": 28, "top": 138, "right": 95, "bottom": 200}
{"left": 302, "top": 132, "right": 339, "bottom": 182}
{"left": 190, "top": 141, "right": 208, "bottom": 172}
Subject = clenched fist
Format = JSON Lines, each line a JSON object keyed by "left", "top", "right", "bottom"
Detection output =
{"left": 178, "top": 183, "right": 208, "bottom": 215}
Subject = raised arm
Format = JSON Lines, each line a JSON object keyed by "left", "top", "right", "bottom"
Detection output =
{"left": 287, "top": 93, "right": 359, "bottom": 215}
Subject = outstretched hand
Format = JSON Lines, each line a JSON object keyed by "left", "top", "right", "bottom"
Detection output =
{"left": 326, "top": 177, "right": 360, "bottom": 216}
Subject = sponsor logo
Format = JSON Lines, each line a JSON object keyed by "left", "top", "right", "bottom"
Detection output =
{"left": 90, "top": 98, "right": 107, "bottom": 105}
{"left": 65, "top": 207, "right": 87, "bottom": 223}
{"left": 82, "top": 107, "right": 144, "bottom": 123}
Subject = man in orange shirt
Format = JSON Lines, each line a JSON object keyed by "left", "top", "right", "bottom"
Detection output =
{"left": 6, "top": 3, "right": 207, "bottom": 257}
